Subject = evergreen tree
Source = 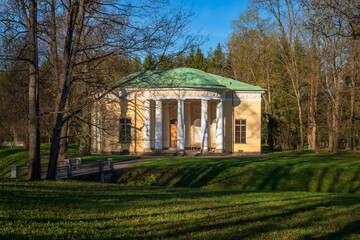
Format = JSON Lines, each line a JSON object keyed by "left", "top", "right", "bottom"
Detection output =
{"left": 174, "top": 53, "right": 186, "bottom": 68}
{"left": 158, "top": 55, "right": 174, "bottom": 71}
{"left": 185, "top": 48, "right": 196, "bottom": 68}
{"left": 143, "top": 54, "right": 156, "bottom": 70}
{"left": 194, "top": 47, "right": 208, "bottom": 71}
{"left": 185, "top": 48, "right": 208, "bottom": 71}
{"left": 208, "top": 43, "right": 226, "bottom": 75}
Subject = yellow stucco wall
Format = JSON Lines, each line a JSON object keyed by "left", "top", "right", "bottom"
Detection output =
{"left": 92, "top": 92, "right": 262, "bottom": 154}
{"left": 232, "top": 100, "right": 262, "bottom": 153}
{"left": 92, "top": 98, "right": 145, "bottom": 154}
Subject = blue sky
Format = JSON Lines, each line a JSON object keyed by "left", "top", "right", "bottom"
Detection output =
{"left": 184, "top": 0, "right": 249, "bottom": 53}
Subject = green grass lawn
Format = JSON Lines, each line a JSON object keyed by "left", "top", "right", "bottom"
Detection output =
{"left": 0, "top": 146, "right": 139, "bottom": 178}
{"left": 117, "top": 152, "right": 360, "bottom": 193}
{"left": 1, "top": 180, "right": 360, "bottom": 239}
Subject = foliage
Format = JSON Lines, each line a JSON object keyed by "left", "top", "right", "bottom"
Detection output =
{"left": 0, "top": 63, "right": 29, "bottom": 145}
{"left": 143, "top": 54, "right": 157, "bottom": 70}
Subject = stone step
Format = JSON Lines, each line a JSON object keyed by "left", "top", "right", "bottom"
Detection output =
{"left": 140, "top": 150, "right": 231, "bottom": 157}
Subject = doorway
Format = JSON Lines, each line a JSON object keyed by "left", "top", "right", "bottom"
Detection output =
{"left": 170, "top": 119, "right": 177, "bottom": 148}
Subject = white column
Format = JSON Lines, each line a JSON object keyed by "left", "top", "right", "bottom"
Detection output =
{"left": 177, "top": 99, "right": 185, "bottom": 151}
{"left": 155, "top": 100, "right": 162, "bottom": 150}
{"left": 216, "top": 99, "right": 224, "bottom": 152}
{"left": 200, "top": 99, "right": 209, "bottom": 152}
{"left": 185, "top": 101, "right": 191, "bottom": 149}
{"left": 143, "top": 100, "right": 151, "bottom": 151}
{"left": 163, "top": 102, "right": 170, "bottom": 148}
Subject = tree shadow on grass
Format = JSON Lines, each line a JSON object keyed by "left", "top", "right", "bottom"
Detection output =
{"left": 301, "top": 220, "right": 360, "bottom": 240}
{"left": 173, "top": 166, "right": 228, "bottom": 188}
{"left": 0, "top": 233, "right": 29, "bottom": 240}
{"left": 130, "top": 194, "right": 360, "bottom": 239}
{"left": 121, "top": 158, "right": 360, "bottom": 194}
{"left": 2, "top": 181, "right": 360, "bottom": 239}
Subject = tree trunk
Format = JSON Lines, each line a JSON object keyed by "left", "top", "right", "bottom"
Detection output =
{"left": 332, "top": 101, "right": 339, "bottom": 153}
{"left": 297, "top": 98, "right": 304, "bottom": 152}
{"left": 46, "top": 44, "right": 72, "bottom": 179}
{"left": 79, "top": 125, "right": 91, "bottom": 156}
{"left": 265, "top": 100, "right": 274, "bottom": 150}
{"left": 24, "top": 129, "right": 29, "bottom": 149}
{"left": 58, "top": 120, "right": 70, "bottom": 163}
{"left": 79, "top": 109, "right": 91, "bottom": 156}
{"left": 27, "top": 0, "right": 41, "bottom": 180}
{"left": 350, "top": 50, "right": 356, "bottom": 152}
{"left": 46, "top": 0, "right": 84, "bottom": 180}
{"left": 328, "top": 109, "right": 333, "bottom": 150}
{"left": 307, "top": 74, "right": 318, "bottom": 150}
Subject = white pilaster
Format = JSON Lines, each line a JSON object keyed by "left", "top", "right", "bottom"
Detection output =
{"left": 216, "top": 99, "right": 224, "bottom": 152}
{"left": 163, "top": 102, "right": 170, "bottom": 148}
{"left": 155, "top": 100, "right": 162, "bottom": 150}
{"left": 143, "top": 100, "right": 151, "bottom": 151}
{"left": 200, "top": 99, "right": 209, "bottom": 152}
{"left": 177, "top": 99, "right": 185, "bottom": 151}
{"left": 185, "top": 101, "right": 191, "bottom": 148}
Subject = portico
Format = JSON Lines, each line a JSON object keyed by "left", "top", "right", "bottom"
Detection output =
{"left": 142, "top": 92, "right": 225, "bottom": 153}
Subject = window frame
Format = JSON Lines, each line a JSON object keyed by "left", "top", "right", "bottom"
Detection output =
{"left": 119, "top": 118, "right": 132, "bottom": 144}
{"left": 235, "top": 119, "right": 246, "bottom": 144}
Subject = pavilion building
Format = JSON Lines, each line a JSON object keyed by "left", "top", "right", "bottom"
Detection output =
{"left": 92, "top": 68, "right": 265, "bottom": 154}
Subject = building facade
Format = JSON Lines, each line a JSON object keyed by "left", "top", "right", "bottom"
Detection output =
{"left": 92, "top": 68, "right": 264, "bottom": 154}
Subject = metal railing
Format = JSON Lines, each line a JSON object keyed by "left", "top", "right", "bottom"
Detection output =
{"left": 10, "top": 158, "right": 115, "bottom": 182}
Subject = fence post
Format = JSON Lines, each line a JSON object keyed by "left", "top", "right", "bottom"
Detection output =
{"left": 64, "top": 159, "right": 70, "bottom": 167}
{"left": 11, "top": 165, "right": 19, "bottom": 179}
{"left": 66, "top": 161, "right": 72, "bottom": 179}
{"left": 76, "top": 158, "right": 82, "bottom": 169}
{"left": 97, "top": 160, "right": 104, "bottom": 183}
{"left": 108, "top": 158, "right": 114, "bottom": 170}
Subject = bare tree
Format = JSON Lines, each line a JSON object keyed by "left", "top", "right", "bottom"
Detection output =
{"left": 253, "top": 0, "right": 308, "bottom": 152}
{"left": 27, "top": 0, "right": 41, "bottom": 180}
{"left": 306, "top": 0, "right": 351, "bottom": 153}
{"left": 0, "top": 0, "right": 42, "bottom": 179}
{"left": 42, "top": 0, "right": 200, "bottom": 179}
{"left": 227, "top": 8, "right": 279, "bottom": 150}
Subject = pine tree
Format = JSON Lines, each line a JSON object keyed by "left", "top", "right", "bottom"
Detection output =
{"left": 194, "top": 47, "right": 208, "bottom": 71}
{"left": 208, "top": 43, "right": 226, "bottom": 75}
{"left": 174, "top": 53, "right": 186, "bottom": 68}
{"left": 158, "top": 55, "right": 174, "bottom": 71}
{"left": 185, "top": 48, "right": 195, "bottom": 68}
{"left": 143, "top": 54, "right": 156, "bottom": 70}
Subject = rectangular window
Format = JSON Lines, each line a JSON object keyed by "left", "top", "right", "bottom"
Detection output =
{"left": 119, "top": 118, "right": 131, "bottom": 143}
{"left": 235, "top": 119, "right": 246, "bottom": 144}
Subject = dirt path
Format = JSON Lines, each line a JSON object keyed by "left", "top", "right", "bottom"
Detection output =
{"left": 113, "top": 156, "right": 159, "bottom": 170}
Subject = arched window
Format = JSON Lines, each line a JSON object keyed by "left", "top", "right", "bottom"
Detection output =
{"left": 193, "top": 119, "right": 201, "bottom": 143}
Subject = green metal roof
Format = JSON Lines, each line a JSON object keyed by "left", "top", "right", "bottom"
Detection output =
{"left": 111, "top": 68, "right": 264, "bottom": 91}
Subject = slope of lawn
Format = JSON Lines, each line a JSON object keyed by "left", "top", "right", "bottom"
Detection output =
{"left": 117, "top": 151, "right": 360, "bottom": 194}
{"left": 1, "top": 180, "right": 360, "bottom": 239}
{"left": 0, "top": 145, "right": 139, "bottom": 178}
{"left": 0, "top": 146, "right": 49, "bottom": 178}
